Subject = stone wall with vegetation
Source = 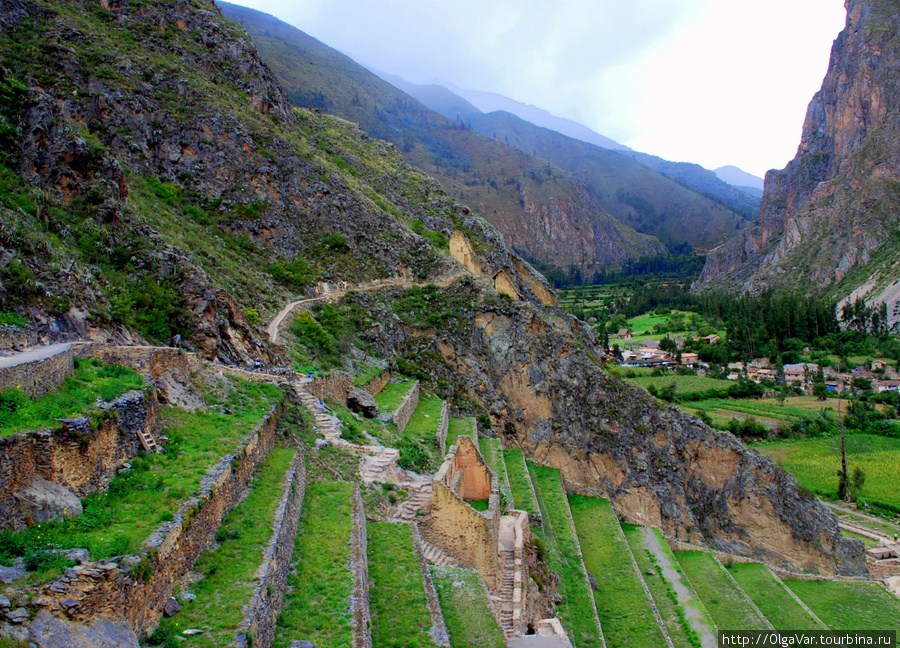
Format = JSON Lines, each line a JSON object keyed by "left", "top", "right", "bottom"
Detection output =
{"left": 237, "top": 449, "right": 306, "bottom": 648}
{"left": 31, "top": 403, "right": 284, "bottom": 635}
{"left": 392, "top": 381, "right": 420, "bottom": 435}
{"left": 308, "top": 370, "right": 355, "bottom": 405}
{"left": 436, "top": 401, "right": 449, "bottom": 456}
{"left": 0, "top": 343, "right": 75, "bottom": 398}
{"left": 0, "top": 388, "right": 160, "bottom": 531}
{"left": 411, "top": 522, "right": 451, "bottom": 647}
{"left": 363, "top": 371, "right": 390, "bottom": 397}
{"left": 351, "top": 484, "right": 373, "bottom": 648}
{"left": 421, "top": 437, "right": 501, "bottom": 589}
{"left": 0, "top": 325, "right": 38, "bottom": 351}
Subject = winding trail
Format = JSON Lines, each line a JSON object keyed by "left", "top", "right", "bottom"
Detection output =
{"left": 642, "top": 528, "right": 718, "bottom": 648}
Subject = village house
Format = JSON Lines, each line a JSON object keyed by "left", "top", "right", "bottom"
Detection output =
{"left": 703, "top": 333, "right": 721, "bottom": 344}
{"left": 680, "top": 352, "right": 700, "bottom": 367}
{"left": 873, "top": 380, "right": 900, "bottom": 393}
{"left": 617, "top": 328, "right": 633, "bottom": 340}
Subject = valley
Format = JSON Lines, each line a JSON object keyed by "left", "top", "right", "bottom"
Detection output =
{"left": 0, "top": 0, "right": 898, "bottom": 646}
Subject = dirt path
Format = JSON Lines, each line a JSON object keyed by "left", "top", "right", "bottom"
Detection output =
{"left": 825, "top": 501, "right": 900, "bottom": 539}
{"left": 642, "top": 528, "right": 718, "bottom": 648}
{"left": 267, "top": 270, "right": 466, "bottom": 344}
{"left": 0, "top": 342, "right": 72, "bottom": 369}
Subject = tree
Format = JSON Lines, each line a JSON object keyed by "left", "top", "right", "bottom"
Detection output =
{"left": 813, "top": 382, "right": 829, "bottom": 401}
{"left": 851, "top": 466, "right": 866, "bottom": 493}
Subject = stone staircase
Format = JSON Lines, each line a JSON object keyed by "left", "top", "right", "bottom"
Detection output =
{"left": 421, "top": 540, "right": 461, "bottom": 568}
{"left": 392, "top": 480, "right": 433, "bottom": 522}
{"left": 292, "top": 378, "right": 343, "bottom": 444}
{"left": 498, "top": 549, "right": 518, "bottom": 636}
{"left": 360, "top": 447, "right": 401, "bottom": 483}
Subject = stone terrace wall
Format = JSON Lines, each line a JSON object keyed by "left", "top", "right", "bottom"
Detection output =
{"left": 0, "top": 343, "right": 75, "bottom": 398}
{"left": 411, "top": 522, "right": 451, "bottom": 647}
{"left": 436, "top": 401, "right": 449, "bottom": 456}
{"left": 308, "top": 371, "right": 355, "bottom": 405}
{"left": 421, "top": 437, "right": 501, "bottom": 589}
{"left": 0, "top": 388, "right": 160, "bottom": 531}
{"left": 31, "top": 403, "right": 284, "bottom": 635}
{"left": 363, "top": 371, "right": 390, "bottom": 397}
{"left": 351, "top": 485, "right": 372, "bottom": 648}
{"left": 237, "top": 449, "right": 306, "bottom": 648}
{"left": 392, "top": 381, "right": 420, "bottom": 435}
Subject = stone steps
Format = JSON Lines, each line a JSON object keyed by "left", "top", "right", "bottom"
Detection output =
{"left": 391, "top": 481, "right": 433, "bottom": 523}
{"left": 498, "top": 549, "right": 518, "bottom": 636}
{"left": 420, "top": 541, "right": 461, "bottom": 568}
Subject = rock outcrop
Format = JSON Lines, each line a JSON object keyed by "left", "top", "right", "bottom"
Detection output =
{"left": 699, "top": 0, "right": 900, "bottom": 321}
{"left": 349, "top": 280, "right": 866, "bottom": 576}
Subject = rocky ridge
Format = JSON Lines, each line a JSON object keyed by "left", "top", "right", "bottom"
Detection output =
{"left": 699, "top": 0, "right": 900, "bottom": 321}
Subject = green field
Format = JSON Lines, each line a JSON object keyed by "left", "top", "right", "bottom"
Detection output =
{"left": 502, "top": 448, "right": 536, "bottom": 514}
{"left": 569, "top": 500, "right": 668, "bottom": 648}
{"left": 274, "top": 481, "right": 355, "bottom": 648}
{"left": 446, "top": 417, "right": 474, "bottom": 449}
{"left": 626, "top": 375, "right": 733, "bottom": 398}
{"left": 367, "top": 523, "right": 436, "bottom": 648}
{"left": 753, "top": 434, "right": 900, "bottom": 507}
{"left": 675, "top": 552, "right": 769, "bottom": 631}
{"left": 725, "top": 563, "right": 824, "bottom": 631}
{"left": 154, "top": 447, "right": 297, "bottom": 647}
{"left": 685, "top": 396, "right": 849, "bottom": 427}
{"left": 478, "top": 437, "right": 511, "bottom": 510}
{"left": 373, "top": 380, "right": 415, "bottom": 412}
{"left": 432, "top": 566, "right": 506, "bottom": 648}
{"left": 529, "top": 466, "right": 602, "bottom": 648}
{"left": 786, "top": 580, "right": 900, "bottom": 637}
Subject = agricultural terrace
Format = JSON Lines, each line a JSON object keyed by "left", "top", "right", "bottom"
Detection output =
{"left": 528, "top": 465, "right": 602, "bottom": 648}
{"left": 621, "top": 524, "right": 711, "bottom": 648}
{"left": 785, "top": 580, "right": 900, "bottom": 635}
{"left": 372, "top": 379, "right": 416, "bottom": 412}
{"left": 399, "top": 393, "right": 444, "bottom": 472}
{"left": 0, "top": 378, "right": 281, "bottom": 576}
{"left": 684, "top": 396, "right": 851, "bottom": 430}
{"left": 0, "top": 358, "right": 144, "bottom": 436}
{"left": 568, "top": 498, "right": 668, "bottom": 648}
{"left": 478, "top": 437, "right": 512, "bottom": 510}
{"left": 724, "top": 563, "right": 824, "bottom": 631}
{"left": 674, "top": 552, "right": 769, "bottom": 630}
{"left": 153, "top": 447, "right": 298, "bottom": 647}
{"left": 273, "top": 481, "right": 355, "bottom": 648}
{"left": 367, "top": 523, "right": 436, "bottom": 648}
{"left": 753, "top": 434, "right": 900, "bottom": 509}
{"left": 502, "top": 448, "right": 536, "bottom": 514}
{"left": 432, "top": 566, "right": 506, "bottom": 648}
{"left": 625, "top": 374, "right": 732, "bottom": 399}
{"left": 446, "top": 417, "right": 474, "bottom": 449}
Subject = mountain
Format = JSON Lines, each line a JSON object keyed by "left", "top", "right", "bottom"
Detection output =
{"left": 0, "top": 5, "right": 863, "bottom": 635}
{"left": 374, "top": 71, "right": 481, "bottom": 119}
{"left": 374, "top": 76, "right": 760, "bottom": 250}
{"left": 699, "top": 0, "right": 900, "bottom": 324}
{"left": 218, "top": 1, "right": 664, "bottom": 278}
{"left": 464, "top": 111, "right": 756, "bottom": 251}
{"left": 435, "top": 85, "right": 632, "bottom": 152}
{"left": 715, "top": 165, "right": 765, "bottom": 192}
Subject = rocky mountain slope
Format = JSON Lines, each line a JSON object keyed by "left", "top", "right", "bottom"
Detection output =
{"left": 218, "top": 1, "right": 665, "bottom": 277}
{"left": 699, "top": 0, "right": 900, "bottom": 321}
{"left": 0, "top": 0, "right": 864, "bottom": 608}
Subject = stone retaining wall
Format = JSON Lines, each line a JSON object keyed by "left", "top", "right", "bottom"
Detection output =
{"left": 436, "top": 401, "right": 449, "bottom": 455}
{"left": 31, "top": 403, "right": 284, "bottom": 635}
{"left": 350, "top": 485, "right": 372, "bottom": 648}
{"left": 363, "top": 371, "right": 390, "bottom": 397}
{"left": 411, "top": 522, "right": 451, "bottom": 647}
{"left": 237, "top": 449, "right": 307, "bottom": 648}
{"left": 0, "top": 343, "right": 76, "bottom": 398}
{"left": 308, "top": 371, "right": 355, "bottom": 405}
{"left": 0, "top": 389, "right": 160, "bottom": 531}
{"left": 392, "top": 381, "right": 420, "bottom": 435}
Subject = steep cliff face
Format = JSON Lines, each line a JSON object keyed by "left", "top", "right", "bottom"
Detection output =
{"left": 699, "top": 0, "right": 900, "bottom": 312}
{"left": 347, "top": 281, "right": 865, "bottom": 576}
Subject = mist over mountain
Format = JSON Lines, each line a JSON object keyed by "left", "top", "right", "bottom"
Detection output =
{"left": 714, "top": 165, "right": 766, "bottom": 192}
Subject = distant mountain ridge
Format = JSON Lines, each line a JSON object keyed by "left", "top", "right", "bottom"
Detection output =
{"left": 714, "top": 165, "right": 765, "bottom": 192}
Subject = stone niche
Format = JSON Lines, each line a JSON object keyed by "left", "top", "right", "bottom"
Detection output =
{"left": 449, "top": 230, "right": 482, "bottom": 277}
{"left": 420, "top": 436, "right": 501, "bottom": 588}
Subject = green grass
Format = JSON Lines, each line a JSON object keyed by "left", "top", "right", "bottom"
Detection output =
{"left": 404, "top": 394, "right": 444, "bottom": 444}
{"left": 688, "top": 396, "right": 848, "bottom": 426}
{"left": 432, "top": 566, "right": 506, "bottom": 648}
{"left": 841, "top": 529, "right": 879, "bottom": 546}
{"left": 752, "top": 434, "right": 900, "bottom": 507}
{"left": 568, "top": 499, "right": 667, "bottom": 648}
{"left": 626, "top": 375, "right": 732, "bottom": 398}
{"left": 274, "top": 481, "right": 355, "bottom": 648}
{"left": 368, "top": 522, "right": 437, "bottom": 648}
{"left": 725, "top": 563, "right": 824, "bottom": 631}
{"left": 529, "top": 465, "right": 602, "bottom": 648}
{"left": 620, "top": 524, "right": 701, "bottom": 648}
{"left": 503, "top": 448, "right": 535, "bottom": 514}
{"left": 0, "top": 378, "right": 280, "bottom": 570}
{"left": 675, "top": 552, "right": 769, "bottom": 630}
{"left": 786, "top": 579, "right": 900, "bottom": 636}
{"left": 373, "top": 380, "right": 415, "bottom": 412}
{"left": 478, "top": 438, "right": 512, "bottom": 511}
{"left": 446, "top": 417, "right": 474, "bottom": 449}
{"left": 0, "top": 358, "right": 144, "bottom": 436}
{"left": 153, "top": 447, "right": 297, "bottom": 647}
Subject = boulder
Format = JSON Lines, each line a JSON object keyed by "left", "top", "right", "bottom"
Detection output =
{"left": 28, "top": 610, "right": 140, "bottom": 648}
{"left": 347, "top": 387, "right": 378, "bottom": 418}
{"left": 14, "top": 477, "right": 82, "bottom": 525}
{"left": 163, "top": 597, "right": 182, "bottom": 617}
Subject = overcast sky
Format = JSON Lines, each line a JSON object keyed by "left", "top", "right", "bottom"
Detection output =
{"left": 226, "top": 0, "right": 847, "bottom": 178}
